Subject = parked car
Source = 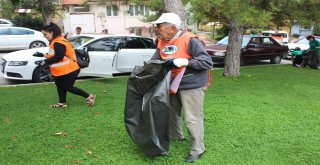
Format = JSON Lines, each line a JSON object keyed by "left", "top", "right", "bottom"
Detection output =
{"left": 261, "top": 30, "right": 289, "bottom": 44}
{"left": 288, "top": 36, "right": 320, "bottom": 51}
{"left": 0, "top": 19, "right": 13, "bottom": 27}
{"left": 206, "top": 35, "right": 289, "bottom": 65}
{"left": 0, "top": 27, "right": 49, "bottom": 51}
{"left": 0, "top": 34, "right": 156, "bottom": 82}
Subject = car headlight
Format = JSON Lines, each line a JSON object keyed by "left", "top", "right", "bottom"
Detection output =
{"left": 214, "top": 52, "right": 225, "bottom": 56}
{"left": 8, "top": 61, "right": 28, "bottom": 66}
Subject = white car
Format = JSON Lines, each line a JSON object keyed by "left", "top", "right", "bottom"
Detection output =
{"left": 0, "top": 19, "right": 13, "bottom": 27}
{"left": 0, "top": 27, "right": 49, "bottom": 51}
{"left": 287, "top": 36, "right": 320, "bottom": 51}
{"left": 0, "top": 34, "right": 156, "bottom": 82}
{"left": 261, "top": 30, "right": 289, "bottom": 44}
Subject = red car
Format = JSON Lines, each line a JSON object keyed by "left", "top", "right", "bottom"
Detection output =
{"left": 206, "top": 35, "right": 289, "bottom": 65}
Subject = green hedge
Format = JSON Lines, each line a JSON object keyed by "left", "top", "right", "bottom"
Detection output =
{"left": 12, "top": 15, "right": 43, "bottom": 31}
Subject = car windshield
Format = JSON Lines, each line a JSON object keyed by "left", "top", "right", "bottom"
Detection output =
{"left": 68, "top": 36, "right": 95, "bottom": 48}
{"left": 216, "top": 36, "right": 251, "bottom": 47}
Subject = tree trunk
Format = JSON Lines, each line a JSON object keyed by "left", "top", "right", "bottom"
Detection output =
{"left": 223, "top": 19, "right": 242, "bottom": 77}
{"left": 163, "top": 0, "right": 187, "bottom": 30}
{"left": 39, "top": 0, "right": 52, "bottom": 25}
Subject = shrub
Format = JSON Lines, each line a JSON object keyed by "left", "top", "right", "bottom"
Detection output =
{"left": 12, "top": 15, "right": 43, "bottom": 31}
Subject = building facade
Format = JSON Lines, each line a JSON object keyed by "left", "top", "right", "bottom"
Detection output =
{"left": 62, "top": 0, "right": 154, "bottom": 38}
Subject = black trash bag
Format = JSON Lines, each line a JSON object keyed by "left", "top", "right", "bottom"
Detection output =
{"left": 125, "top": 60, "right": 171, "bottom": 157}
{"left": 306, "top": 49, "right": 320, "bottom": 69}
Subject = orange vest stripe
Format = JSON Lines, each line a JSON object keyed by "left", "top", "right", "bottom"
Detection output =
{"left": 47, "top": 36, "right": 79, "bottom": 76}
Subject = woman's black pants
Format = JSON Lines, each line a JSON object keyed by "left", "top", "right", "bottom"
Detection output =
{"left": 54, "top": 69, "right": 89, "bottom": 103}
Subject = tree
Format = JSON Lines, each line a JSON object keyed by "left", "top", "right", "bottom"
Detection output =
{"left": 123, "top": 0, "right": 187, "bottom": 29}
{"left": 163, "top": 0, "right": 187, "bottom": 30}
{"left": 190, "top": 0, "right": 271, "bottom": 77}
{"left": 8, "top": 0, "right": 58, "bottom": 25}
{"left": 0, "top": 0, "right": 14, "bottom": 18}
{"left": 39, "top": 0, "right": 52, "bottom": 25}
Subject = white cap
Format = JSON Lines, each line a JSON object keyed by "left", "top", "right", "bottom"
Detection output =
{"left": 151, "top": 13, "right": 182, "bottom": 29}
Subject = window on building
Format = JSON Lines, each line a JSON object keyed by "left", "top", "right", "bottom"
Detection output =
{"left": 128, "top": 5, "right": 150, "bottom": 16}
{"left": 74, "top": 5, "right": 90, "bottom": 12}
{"left": 106, "top": 5, "right": 118, "bottom": 16}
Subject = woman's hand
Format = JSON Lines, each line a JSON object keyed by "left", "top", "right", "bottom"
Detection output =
{"left": 43, "top": 53, "right": 48, "bottom": 58}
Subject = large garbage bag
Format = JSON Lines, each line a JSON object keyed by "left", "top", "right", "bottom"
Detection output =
{"left": 304, "top": 49, "right": 320, "bottom": 69}
{"left": 124, "top": 60, "right": 171, "bottom": 157}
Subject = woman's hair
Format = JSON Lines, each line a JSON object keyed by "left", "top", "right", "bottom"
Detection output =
{"left": 41, "top": 22, "right": 61, "bottom": 39}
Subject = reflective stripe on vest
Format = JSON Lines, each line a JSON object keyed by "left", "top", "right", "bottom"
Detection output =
{"left": 50, "top": 57, "right": 71, "bottom": 68}
{"left": 47, "top": 36, "right": 79, "bottom": 76}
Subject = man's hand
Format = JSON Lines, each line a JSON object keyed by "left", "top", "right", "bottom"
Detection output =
{"left": 173, "top": 58, "right": 189, "bottom": 67}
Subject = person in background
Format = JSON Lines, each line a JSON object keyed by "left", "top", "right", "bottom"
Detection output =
{"left": 307, "top": 35, "right": 320, "bottom": 67}
{"left": 102, "top": 28, "right": 108, "bottom": 34}
{"left": 151, "top": 13, "right": 213, "bottom": 163}
{"left": 290, "top": 47, "right": 304, "bottom": 67}
{"left": 40, "top": 22, "right": 96, "bottom": 108}
{"left": 72, "top": 27, "right": 82, "bottom": 37}
{"left": 307, "top": 35, "right": 320, "bottom": 51}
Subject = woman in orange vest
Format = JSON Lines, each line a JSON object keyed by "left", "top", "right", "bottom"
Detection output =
{"left": 40, "top": 22, "right": 96, "bottom": 108}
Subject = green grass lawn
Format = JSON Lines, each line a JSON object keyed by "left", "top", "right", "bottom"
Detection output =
{"left": 1, "top": 65, "right": 320, "bottom": 165}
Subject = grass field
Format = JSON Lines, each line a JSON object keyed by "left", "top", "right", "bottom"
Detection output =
{"left": 1, "top": 65, "right": 320, "bottom": 164}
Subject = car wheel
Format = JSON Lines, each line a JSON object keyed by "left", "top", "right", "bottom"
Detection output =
{"left": 29, "top": 41, "right": 46, "bottom": 49}
{"left": 270, "top": 55, "right": 281, "bottom": 64}
{"left": 32, "top": 65, "right": 54, "bottom": 83}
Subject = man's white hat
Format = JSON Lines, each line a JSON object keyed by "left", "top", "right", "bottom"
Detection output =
{"left": 151, "top": 13, "right": 182, "bottom": 29}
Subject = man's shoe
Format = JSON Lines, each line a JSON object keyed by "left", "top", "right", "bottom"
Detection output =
{"left": 185, "top": 152, "right": 204, "bottom": 163}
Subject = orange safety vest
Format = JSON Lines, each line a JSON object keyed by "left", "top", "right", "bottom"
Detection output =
{"left": 158, "top": 32, "right": 195, "bottom": 77}
{"left": 47, "top": 36, "right": 79, "bottom": 77}
{"left": 158, "top": 32, "right": 212, "bottom": 89}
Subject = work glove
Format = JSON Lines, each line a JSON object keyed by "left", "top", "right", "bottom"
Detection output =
{"left": 173, "top": 58, "right": 189, "bottom": 67}
{"left": 33, "top": 52, "right": 44, "bottom": 57}
{"left": 165, "top": 58, "right": 178, "bottom": 68}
